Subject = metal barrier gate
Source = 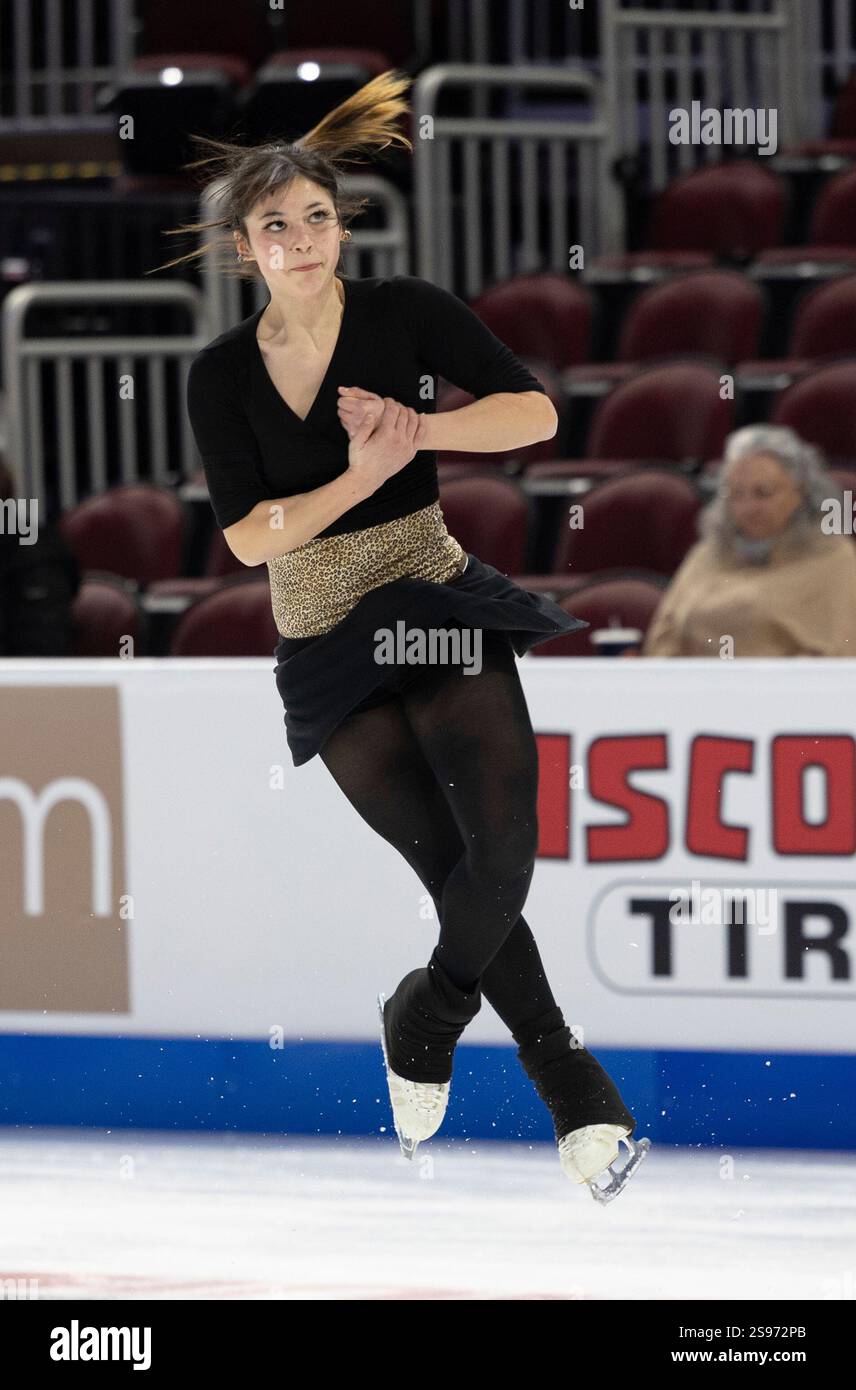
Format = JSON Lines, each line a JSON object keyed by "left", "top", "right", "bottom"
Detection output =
{"left": 599, "top": 0, "right": 807, "bottom": 191}
{"left": 0, "top": 0, "right": 134, "bottom": 130}
{"left": 2, "top": 281, "right": 207, "bottom": 511}
{"left": 413, "top": 63, "right": 615, "bottom": 298}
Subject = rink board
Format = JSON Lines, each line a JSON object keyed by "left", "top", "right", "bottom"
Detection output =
{"left": 0, "top": 657, "right": 854, "bottom": 1148}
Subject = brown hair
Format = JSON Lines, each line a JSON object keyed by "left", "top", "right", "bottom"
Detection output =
{"left": 147, "top": 68, "right": 412, "bottom": 279}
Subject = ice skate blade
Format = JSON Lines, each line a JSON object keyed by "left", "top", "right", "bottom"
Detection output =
{"left": 377, "top": 991, "right": 414, "bottom": 1159}
{"left": 587, "top": 1134, "right": 651, "bottom": 1205}
{"left": 377, "top": 991, "right": 448, "bottom": 1159}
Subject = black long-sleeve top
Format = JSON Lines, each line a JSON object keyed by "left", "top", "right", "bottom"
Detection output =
{"left": 185, "top": 273, "right": 547, "bottom": 535}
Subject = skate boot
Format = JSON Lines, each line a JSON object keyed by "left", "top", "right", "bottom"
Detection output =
{"left": 378, "top": 949, "right": 482, "bottom": 1160}
{"left": 516, "top": 1007, "right": 651, "bottom": 1204}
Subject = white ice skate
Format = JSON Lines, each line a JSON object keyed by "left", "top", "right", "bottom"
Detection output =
{"left": 558, "top": 1124, "right": 652, "bottom": 1204}
{"left": 377, "top": 991, "right": 450, "bottom": 1159}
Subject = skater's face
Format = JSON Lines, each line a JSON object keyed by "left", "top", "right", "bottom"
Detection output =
{"left": 724, "top": 452, "right": 802, "bottom": 541}
{"left": 235, "top": 176, "right": 344, "bottom": 293}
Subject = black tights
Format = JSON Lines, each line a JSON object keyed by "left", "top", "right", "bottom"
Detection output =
{"left": 318, "top": 632, "right": 561, "bottom": 1042}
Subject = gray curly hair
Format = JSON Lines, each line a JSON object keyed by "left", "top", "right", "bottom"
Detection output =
{"left": 699, "top": 424, "right": 843, "bottom": 545}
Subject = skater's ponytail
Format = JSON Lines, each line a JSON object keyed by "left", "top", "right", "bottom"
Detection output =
{"left": 149, "top": 68, "right": 412, "bottom": 278}
{"left": 294, "top": 67, "right": 413, "bottom": 163}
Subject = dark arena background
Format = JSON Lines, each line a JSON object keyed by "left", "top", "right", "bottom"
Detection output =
{"left": 0, "top": 0, "right": 853, "bottom": 1347}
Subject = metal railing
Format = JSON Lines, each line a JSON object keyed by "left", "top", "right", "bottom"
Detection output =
{"left": 2, "top": 281, "right": 208, "bottom": 510}
{"left": 598, "top": 0, "right": 807, "bottom": 191}
{"left": 413, "top": 64, "right": 616, "bottom": 298}
{"left": 801, "top": 0, "right": 856, "bottom": 142}
{"left": 198, "top": 173, "right": 412, "bottom": 339}
{"left": 0, "top": 0, "right": 134, "bottom": 130}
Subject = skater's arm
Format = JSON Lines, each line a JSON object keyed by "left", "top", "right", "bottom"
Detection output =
{"left": 186, "top": 350, "right": 273, "bottom": 532}
{"left": 188, "top": 350, "right": 421, "bottom": 566}
{"left": 226, "top": 400, "right": 422, "bottom": 566}
{"left": 387, "top": 275, "right": 558, "bottom": 451}
{"left": 222, "top": 469, "right": 373, "bottom": 567}
{"left": 337, "top": 385, "right": 555, "bottom": 452}
{"left": 187, "top": 349, "right": 372, "bottom": 564}
{"left": 417, "top": 390, "right": 557, "bottom": 452}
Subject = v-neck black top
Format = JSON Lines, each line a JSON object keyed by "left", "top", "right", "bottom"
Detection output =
{"left": 186, "top": 273, "right": 547, "bottom": 536}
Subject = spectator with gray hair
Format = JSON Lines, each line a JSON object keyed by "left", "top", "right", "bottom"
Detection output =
{"left": 642, "top": 425, "right": 856, "bottom": 656}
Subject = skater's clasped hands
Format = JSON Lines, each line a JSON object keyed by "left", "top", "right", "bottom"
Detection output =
{"left": 342, "top": 386, "right": 428, "bottom": 495}
{"left": 337, "top": 385, "right": 386, "bottom": 439}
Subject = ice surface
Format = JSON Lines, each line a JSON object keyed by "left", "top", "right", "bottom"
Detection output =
{"left": 0, "top": 1129, "right": 853, "bottom": 1300}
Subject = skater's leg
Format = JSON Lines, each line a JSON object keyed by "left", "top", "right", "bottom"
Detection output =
{"left": 319, "top": 678, "right": 636, "bottom": 1140}
{"left": 317, "top": 690, "right": 558, "bottom": 1034}
{"left": 399, "top": 631, "right": 541, "bottom": 989}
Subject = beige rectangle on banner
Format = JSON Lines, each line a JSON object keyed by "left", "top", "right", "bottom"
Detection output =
{"left": 0, "top": 686, "right": 130, "bottom": 1012}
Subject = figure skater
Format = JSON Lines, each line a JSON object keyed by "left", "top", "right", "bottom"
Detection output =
{"left": 166, "top": 70, "right": 649, "bottom": 1201}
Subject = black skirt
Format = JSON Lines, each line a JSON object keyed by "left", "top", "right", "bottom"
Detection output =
{"left": 271, "top": 552, "right": 588, "bottom": 767}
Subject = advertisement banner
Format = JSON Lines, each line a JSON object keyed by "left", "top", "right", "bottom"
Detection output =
{"left": 0, "top": 656, "right": 852, "bottom": 1050}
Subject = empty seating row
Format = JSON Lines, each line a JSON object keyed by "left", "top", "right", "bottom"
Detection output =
{"left": 68, "top": 570, "right": 668, "bottom": 659}
{"left": 55, "top": 470, "right": 709, "bottom": 607}
{"left": 472, "top": 269, "right": 856, "bottom": 414}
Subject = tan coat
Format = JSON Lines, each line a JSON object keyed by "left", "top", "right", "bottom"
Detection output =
{"left": 642, "top": 520, "right": 856, "bottom": 657}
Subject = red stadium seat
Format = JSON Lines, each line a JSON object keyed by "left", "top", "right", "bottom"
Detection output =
{"left": 772, "top": 362, "right": 856, "bottom": 469}
{"left": 588, "top": 160, "right": 786, "bottom": 276}
{"left": 169, "top": 579, "right": 278, "bottom": 655}
{"left": 646, "top": 160, "right": 786, "bottom": 255}
{"left": 202, "top": 526, "right": 253, "bottom": 579}
{"left": 70, "top": 577, "right": 144, "bottom": 657}
{"left": 733, "top": 273, "right": 856, "bottom": 386}
{"left": 789, "top": 274, "right": 856, "bottom": 359}
{"left": 582, "top": 363, "right": 733, "bottom": 470}
{"left": 618, "top": 272, "right": 762, "bottom": 363}
{"left": 756, "top": 169, "right": 856, "bottom": 266}
{"left": 551, "top": 469, "right": 702, "bottom": 578}
{"left": 58, "top": 485, "right": 188, "bottom": 587}
{"left": 469, "top": 273, "right": 594, "bottom": 371}
{"left": 565, "top": 271, "right": 763, "bottom": 392}
{"left": 147, "top": 523, "right": 247, "bottom": 603}
{"left": 438, "top": 475, "right": 531, "bottom": 573}
{"left": 530, "top": 576, "right": 669, "bottom": 656}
